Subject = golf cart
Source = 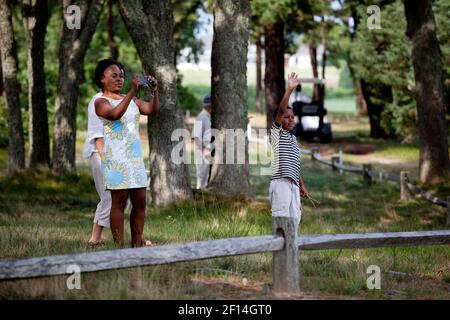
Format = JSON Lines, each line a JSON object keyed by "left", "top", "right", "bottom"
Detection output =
{"left": 291, "top": 78, "right": 332, "bottom": 143}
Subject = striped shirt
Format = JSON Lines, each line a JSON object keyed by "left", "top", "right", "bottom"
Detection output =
{"left": 270, "top": 121, "right": 301, "bottom": 186}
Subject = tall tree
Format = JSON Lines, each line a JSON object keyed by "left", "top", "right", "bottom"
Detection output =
{"left": 0, "top": 57, "right": 3, "bottom": 96}
{"left": 264, "top": 22, "right": 285, "bottom": 130}
{"left": 309, "top": 44, "right": 320, "bottom": 100}
{"left": 106, "top": 0, "right": 118, "bottom": 60}
{"left": 207, "top": 0, "right": 252, "bottom": 197}
{"left": 359, "top": 80, "right": 392, "bottom": 138}
{"left": 332, "top": 0, "right": 368, "bottom": 115}
{"left": 404, "top": 0, "right": 450, "bottom": 183}
{"left": 434, "top": 0, "right": 450, "bottom": 115}
{"left": 118, "top": 0, "right": 192, "bottom": 206}
{"left": 255, "top": 35, "right": 263, "bottom": 114}
{"left": 52, "top": 0, "right": 104, "bottom": 174}
{"left": 347, "top": 2, "right": 367, "bottom": 115}
{"left": 249, "top": 13, "right": 264, "bottom": 114}
{"left": 22, "top": 0, "right": 50, "bottom": 169}
{"left": 321, "top": 16, "right": 327, "bottom": 81}
{"left": 0, "top": 0, "right": 26, "bottom": 174}
{"left": 172, "top": 0, "right": 204, "bottom": 65}
{"left": 252, "top": 0, "right": 296, "bottom": 129}
{"left": 350, "top": 2, "right": 410, "bottom": 139}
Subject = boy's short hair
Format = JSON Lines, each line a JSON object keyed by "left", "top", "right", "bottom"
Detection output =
{"left": 273, "top": 106, "right": 293, "bottom": 120}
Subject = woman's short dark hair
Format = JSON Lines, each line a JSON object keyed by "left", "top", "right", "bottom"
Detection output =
{"left": 94, "top": 59, "right": 126, "bottom": 90}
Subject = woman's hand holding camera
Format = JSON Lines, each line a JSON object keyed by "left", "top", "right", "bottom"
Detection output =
{"left": 142, "top": 75, "right": 158, "bottom": 96}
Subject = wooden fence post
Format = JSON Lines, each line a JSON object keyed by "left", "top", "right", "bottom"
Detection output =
{"left": 362, "top": 164, "right": 372, "bottom": 186}
{"left": 400, "top": 171, "right": 413, "bottom": 201}
{"left": 272, "top": 216, "right": 300, "bottom": 294}
{"left": 446, "top": 196, "right": 450, "bottom": 227}
{"left": 331, "top": 156, "right": 339, "bottom": 172}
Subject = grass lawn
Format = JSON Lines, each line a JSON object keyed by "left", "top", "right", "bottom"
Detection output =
{"left": 325, "top": 97, "right": 356, "bottom": 114}
{"left": 0, "top": 114, "right": 449, "bottom": 299}
{"left": 182, "top": 84, "right": 355, "bottom": 115}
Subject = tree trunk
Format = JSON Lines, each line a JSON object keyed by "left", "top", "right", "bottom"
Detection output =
{"left": 320, "top": 38, "right": 327, "bottom": 102}
{"left": 0, "top": 57, "right": 3, "bottom": 96}
{"left": 404, "top": 0, "right": 450, "bottom": 183}
{"left": 309, "top": 45, "right": 320, "bottom": 101}
{"left": 0, "top": 0, "right": 26, "bottom": 174}
{"left": 255, "top": 35, "right": 262, "bottom": 114}
{"left": 346, "top": 58, "right": 367, "bottom": 115}
{"left": 119, "top": 0, "right": 192, "bottom": 206}
{"left": 106, "top": 0, "right": 118, "bottom": 60}
{"left": 345, "top": 6, "right": 367, "bottom": 115}
{"left": 360, "top": 80, "right": 391, "bottom": 139}
{"left": 264, "top": 22, "right": 284, "bottom": 130}
{"left": 52, "top": 0, "right": 104, "bottom": 174}
{"left": 207, "top": 0, "right": 251, "bottom": 197}
{"left": 22, "top": 0, "right": 50, "bottom": 170}
{"left": 355, "top": 81, "right": 367, "bottom": 115}
{"left": 321, "top": 37, "right": 327, "bottom": 81}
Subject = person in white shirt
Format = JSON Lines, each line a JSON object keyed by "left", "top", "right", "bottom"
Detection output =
{"left": 192, "top": 95, "right": 212, "bottom": 189}
{"left": 83, "top": 92, "right": 111, "bottom": 246}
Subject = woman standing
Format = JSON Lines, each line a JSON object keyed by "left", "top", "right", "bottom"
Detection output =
{"left": 94, "top": 59, "right": 159, "bottom": 247}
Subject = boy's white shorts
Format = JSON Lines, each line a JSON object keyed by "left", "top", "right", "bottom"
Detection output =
{"left": 269, "top": 178, "right": 302, "bottom": 230}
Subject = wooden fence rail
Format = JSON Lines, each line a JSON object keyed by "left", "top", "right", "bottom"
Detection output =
{"left": 0, "top": 235, "right": 284, "bottom": 281}
{"left": 297, "top": 230, "right": 450, "bottom": 250}
{"left": 1, "top": 215, "right": 449, "bottom": 295}
{"left": 402, "top": 173, "right": 448, "bottom": 208}
{"left": 309, "top": 148, "right": 448, "bottom": 209}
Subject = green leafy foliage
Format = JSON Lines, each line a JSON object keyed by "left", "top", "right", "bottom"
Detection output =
{"left": 173, "top": 0, "right": 205, "bottom": 64}
{"left": 177, "top": 77, "right": 201, "bottom": 112}
{"left": 434, "top": 0, "right": 450, "bottom": 112}
{"left": 0, "top": 1, "right": 203, "bottom": 150}
{"left": 351, "top": 1, "right": 416, "bottom": 138}
{"left": 338, "top": 62, "right": 354, "bottom": 89}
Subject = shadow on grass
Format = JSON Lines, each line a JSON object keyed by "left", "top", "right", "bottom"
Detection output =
{"left": 0, "top": 169, "right": 96, "bottom": 198}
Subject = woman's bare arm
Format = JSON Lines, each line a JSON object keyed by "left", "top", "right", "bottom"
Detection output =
{"left": 94, "top": 137, "right": 104, "bottom": 156}
{"left": 95, "top": 75, "right": 140, "bottom": 121}
{"left": 134, "top": 90, "right": 160, "bottom": 116}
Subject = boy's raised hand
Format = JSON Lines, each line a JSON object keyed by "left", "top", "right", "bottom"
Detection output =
{"left": 287, "top": 72, "right": 300, "bottom": 90}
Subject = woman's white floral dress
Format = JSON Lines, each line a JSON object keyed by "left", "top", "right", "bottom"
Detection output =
{"left": 100, "top": 97, "right": 147, "bottom": 190}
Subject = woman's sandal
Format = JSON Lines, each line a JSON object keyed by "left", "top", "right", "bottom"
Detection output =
{"left": 88, "top": 240, "right": 105, "bottom": 247}
{"left": 141, "top": 237, "right": 155, "bottom": 247}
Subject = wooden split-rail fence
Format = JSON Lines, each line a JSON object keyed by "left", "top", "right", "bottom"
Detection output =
{"left": 1, "top": 216, "right": 449, "bottom": 294}
{"left": 306, "top": 147, "right": 450, "bottom": 226}
{"left": 0, "top": 146, "right": 448, "bottom": 294}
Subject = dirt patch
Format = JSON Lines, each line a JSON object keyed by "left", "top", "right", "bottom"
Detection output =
{"left": 343, "top": 144, "right": 375, "bottom": 155}
{"left": 191, "top": 276, "right": 348, "bottom": 300}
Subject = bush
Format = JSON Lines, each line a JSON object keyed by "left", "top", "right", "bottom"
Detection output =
{"left": 177, "top": 77, "right": 202, "bottom": 114}
{"left": 325, "top": 87, "right": 354, "bottom": 99}
{"left": 339, "top": 62, "right": 354, "bottom": 89}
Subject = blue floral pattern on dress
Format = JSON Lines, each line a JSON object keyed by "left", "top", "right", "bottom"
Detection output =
{"left": 100, "top": 97, "right": 148, "bottom": 190}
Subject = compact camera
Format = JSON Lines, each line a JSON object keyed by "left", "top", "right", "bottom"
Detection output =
{"left": 138, "top": 75, "right": 158, "bottom": 88}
